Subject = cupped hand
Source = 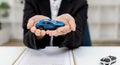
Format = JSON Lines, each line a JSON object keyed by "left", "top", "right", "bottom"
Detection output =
{"left": 27, "top": 15, "right": 50, "bottom": 39}
{"left": 46, "top": 14, "right": 76, "bottom": 37}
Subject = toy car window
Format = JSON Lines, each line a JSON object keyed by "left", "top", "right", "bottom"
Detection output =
{"left": 52, "top": 20, "right": 56, "bottom": 24}
{"left": 48, "top": 22, "right": 52, "bottom": 24}
{"left": 43, "top": 22, "right": 49, "bottom": 24}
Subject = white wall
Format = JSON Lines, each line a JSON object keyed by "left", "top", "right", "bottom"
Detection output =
{"left": 88, "top": 0, "right": 120, "bottom": 42}
{"left": 0, "top": 0, "right": 23, "bottom": 45}
{"left": 0, "top": 29, "right": 9, "bottom": 45}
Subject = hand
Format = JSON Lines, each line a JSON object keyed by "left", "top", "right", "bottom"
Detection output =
{"left": 46, "top": 14, "right": 76, "bottom": 36}
{"left": 27, "top": 15, "right": 50, "bottom": 39}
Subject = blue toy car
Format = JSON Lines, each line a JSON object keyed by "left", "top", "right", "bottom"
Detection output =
{"left": 35, "top": 19, "right": 65, "bottom": 30}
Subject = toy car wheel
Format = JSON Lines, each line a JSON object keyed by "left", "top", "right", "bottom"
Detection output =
{"left": 38, "top": 26, "right": 44, "bottom": 30}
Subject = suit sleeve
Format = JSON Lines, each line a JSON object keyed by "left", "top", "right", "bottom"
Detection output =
{"left": 23, "top": 0, "right": 49, "bottom": 49}
{"left": 60, "top": 0, "right": 88, "bottom": 49}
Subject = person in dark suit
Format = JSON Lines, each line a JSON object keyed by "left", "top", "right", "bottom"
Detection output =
{"left": 23, "top": 0, "right": 88, "bottom": 49}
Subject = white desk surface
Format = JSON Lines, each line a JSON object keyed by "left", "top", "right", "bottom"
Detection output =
{"left": 0, "top": 46, "right": 120, "bottom": 65}
{"left": 73, "top": 47, "right": 120, "bottom": 65}
{"left": 0, "top": 46, "right": 25, "bottom": 65}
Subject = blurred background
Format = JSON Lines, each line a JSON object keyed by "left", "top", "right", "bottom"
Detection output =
{"left": 0, "top": 0, "right": 120, "bottom": 46}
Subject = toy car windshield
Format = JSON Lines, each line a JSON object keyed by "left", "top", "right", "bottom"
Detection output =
{"left": 35, "top": 19, "right": 65, "bottom": 30}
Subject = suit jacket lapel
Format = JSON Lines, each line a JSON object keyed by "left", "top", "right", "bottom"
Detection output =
{"left": 58, "top": 0, "right": 73, "bottom": 16}
{"left": 38, "top": 0, "right": 51, "bottom": 18}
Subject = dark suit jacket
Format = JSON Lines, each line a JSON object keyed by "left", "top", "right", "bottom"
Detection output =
{"left": 23, "top": 0, "right": 88, "bottom": 49}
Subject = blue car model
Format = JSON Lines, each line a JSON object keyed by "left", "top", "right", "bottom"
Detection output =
{"left": 35, "top": 19, "right": 65, "bottom": 30}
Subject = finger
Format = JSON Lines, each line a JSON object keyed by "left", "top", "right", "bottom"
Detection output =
{"left": 69, "top": 18, "right": 76, "bottom": 31}
{"left": 57, "top": 27, "right": 65, "bottom": 33}
{"left": 46, "top": 30, "right": 50, "bottom": 35}
{"left": 50, "top": 30, "right": 60, "bottom": 37}
{"left": 49, "top": 31, "right": 54, "bottom": 36}
{"left": 59, "top": 25, "right": 71, "bottom": 35}
{"left": 63, "top": 26, "right": 71, "bottom": 34}
{"left": 41, "top": 30, "right": 46, "bottom": 36}
{"left": 56, "top": 27, "right": 67, "bottom": 35}
{"left": 27, "top": 17, "right": 36, "bottom": 29}
{"left": 30, "top": 26, "right": 37, "bottom": 33}
{"left": 35, "top": 29, "right": 41, "bottom": 36}
{"left": 53, "top": 30, "right": 59, "bottom": 37}
{"left": 51, "top": 31, "right": 57, "bottom": 36}
{"left": 47, "top": 30, "right": 58, "bottom": 36}
{"left": 46, "top": 30, "right": 52, "bottom": 36}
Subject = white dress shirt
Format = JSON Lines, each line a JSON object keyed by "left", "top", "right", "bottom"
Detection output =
{"left": 50, "top": 0, "right": 62, "bottom": 19}
{"left": 49, "top": 0, "right": 62, "bottom": 46}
